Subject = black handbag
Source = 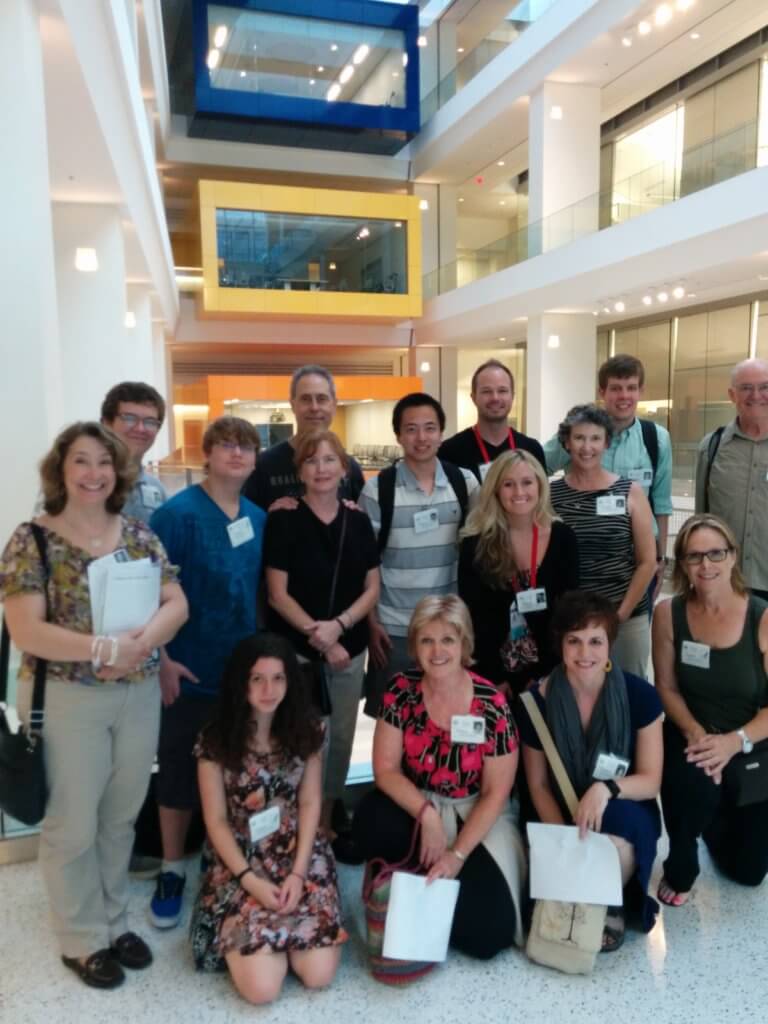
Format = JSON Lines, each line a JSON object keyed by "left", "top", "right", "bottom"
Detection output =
{"left": 303, "top": 507, "right": 349, "bottom": 717}
{"left": 724, "top": 738, "right": 768, "bottom": 808}
{"left": 0, "top": 523, "right": 50, "bottom": 826}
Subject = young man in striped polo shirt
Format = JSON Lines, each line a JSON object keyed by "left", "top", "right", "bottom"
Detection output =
{"left": 360, "top": 392, "right": 478, "bottom": 717}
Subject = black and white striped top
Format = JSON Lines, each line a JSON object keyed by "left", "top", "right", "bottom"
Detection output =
{"left": 550, "top": 476, "right": 648, "bottom": 618}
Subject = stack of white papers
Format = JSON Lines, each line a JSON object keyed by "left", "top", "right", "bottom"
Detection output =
{"left": 88, "top": 553, "right": 161, "bottom": 635}
{"left": 382, "top": 872, "right": 460, "bottom": 962}
{"left": 527, "top": 823, "right": 622, "bottom": 906}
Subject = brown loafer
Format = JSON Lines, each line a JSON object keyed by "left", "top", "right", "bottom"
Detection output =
{"left": 110, "top": 931, "right": 153, "bottom": 969}
{"left": 62, "top": 949, "right": 125, "bottom": 989}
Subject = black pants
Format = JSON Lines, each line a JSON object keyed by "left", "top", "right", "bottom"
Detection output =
{"left": 661, "top": 720, "right": 768, "bottom": 891}
{"left": 353, "top": 788, "right": 517, "bottom": 960}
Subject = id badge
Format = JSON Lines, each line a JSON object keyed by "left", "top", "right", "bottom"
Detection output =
{"left": 413, "top": 508, "right": 440, "bottom": 534}
{"left": 509, "top": 605, "right": 529, "bottom": 641}
{"left": 593, "top": 752, "right": 630, "bottom": 781}
{"left": 681, "top": 640, "right": 710, "bottom": 669}
{"left": 516, "top": 588, "right": 547, "bottom": 613}
{"left": 627, "top": 468, "right": 653, "bottom": 487}
{"left": 248, "top": 805, "right": 280, "bottom": 844}
{"left": 450, "top": 714, "right": 486, "bottom": 744}
{"left": 227, "top": 516, "right": 255, "bottom": 548}
{"left": 596, "top": 495, "right": 626, "bottom": 516}
{"left": 140, "top": 484, "right": 163, "bottom": 509}
{"left": 479, "top": 462, "right": 492, "bottom": 482}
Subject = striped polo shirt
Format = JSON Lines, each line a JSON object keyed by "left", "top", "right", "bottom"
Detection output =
{"left": 360, "top": 460, "right": 478, "bottom": 637}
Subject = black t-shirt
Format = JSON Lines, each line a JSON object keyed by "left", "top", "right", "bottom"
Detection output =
{"left": 438, "top": 427, "right": 546, "bottom": 483}
{"left": 263, "top": 502, "right": 380, "bottom": 659}
{"left": 243, "top": 440, "right": 366, "bottom": 511}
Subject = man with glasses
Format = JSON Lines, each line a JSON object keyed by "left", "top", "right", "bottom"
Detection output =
{"left": 101, "top": 382, "right": 167, "bottom": 521}
{"left": 695, "top": 358, "right": 768, "bottom": 601}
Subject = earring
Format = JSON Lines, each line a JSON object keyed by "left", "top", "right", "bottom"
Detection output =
{"left": 604, "top": 659, "right": 612, "bottom": 672}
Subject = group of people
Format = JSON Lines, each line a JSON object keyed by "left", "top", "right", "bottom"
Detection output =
{"left": 1, "top": 353, "right": 767, "bottom": 1003}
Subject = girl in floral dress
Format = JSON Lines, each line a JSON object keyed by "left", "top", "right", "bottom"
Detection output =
{"left": 190, "top": 633, "right": 346, "bottom": 1004}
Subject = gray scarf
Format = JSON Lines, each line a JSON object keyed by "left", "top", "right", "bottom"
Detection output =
{"left": 545, "top": 662, "right": 631, "bottom": 800}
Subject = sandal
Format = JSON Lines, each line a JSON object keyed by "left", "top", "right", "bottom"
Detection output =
{"left": 62, "top": 949, "right": 125, "bottom": 989}
{"left": 657, "top": 878, "right": 691, "bottom": 907}
{"left": 600, "top": 905, "right": 625, "bottom": 953}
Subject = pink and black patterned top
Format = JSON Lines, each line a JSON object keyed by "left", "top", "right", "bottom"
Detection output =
{"left": 380, "top": 671, "right": 518, "bottom": 798}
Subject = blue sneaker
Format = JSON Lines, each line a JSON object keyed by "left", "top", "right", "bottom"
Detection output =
{"left": 149, "top": 872, "right": 185, "bottom": 929}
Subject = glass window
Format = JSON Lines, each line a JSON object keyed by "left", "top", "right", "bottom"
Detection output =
{"left": 757, "top": 309, "right": 768, "bottom": 357}
{"left": 216, "top": 209, "right": 407, "bottom": 294}
{"left": 206, "top": 5, "right": 407, "bottom": 107}
{"left": 611, "top": 107, "right": 684, "bottom": 223}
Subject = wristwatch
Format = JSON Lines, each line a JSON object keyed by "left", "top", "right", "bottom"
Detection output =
{"left": 604, "top": 779, "right": 622, "bottom": 800}
{"left": 736, "top": 728, "right": 754, "bottom": 754}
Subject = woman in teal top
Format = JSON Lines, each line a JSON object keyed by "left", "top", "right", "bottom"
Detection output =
{"left": 652, "top": 513, "right": 768, "bottom": 906}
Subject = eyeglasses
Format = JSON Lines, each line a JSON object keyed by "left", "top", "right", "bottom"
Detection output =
{"left": 681, "top": 548, "right": 732, "bottom": 566}
{"left": 116, "top": 412, "right": 161, "bottom": 431}
{"left": 215, "top": 441, "right": 256, "bottom": 453}
{"left": 735, "top": 383, "right": 768, "bottom": 395}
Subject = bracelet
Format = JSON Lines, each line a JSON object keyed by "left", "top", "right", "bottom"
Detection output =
{"left": 289, "top": 870, "right": 306, "bottom": 882}
{"left": 450, "top": 847, "right": 466, "bottom": 863}
{"left": 235, "top": 866, "right": 254, "bottom": 883}
{"left": 335, "top": 617, "right": 347, "bottom": 634}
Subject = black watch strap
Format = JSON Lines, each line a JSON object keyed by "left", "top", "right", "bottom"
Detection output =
{"left": 604, "top": 778, "right": 621, "bottom": 800}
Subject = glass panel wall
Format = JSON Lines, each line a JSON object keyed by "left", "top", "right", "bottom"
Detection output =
{"left": 612, "top": 107, "right": 684, "bottom": 223}
{"left": 216, "top": 209, "right": 407, "bottom": 294}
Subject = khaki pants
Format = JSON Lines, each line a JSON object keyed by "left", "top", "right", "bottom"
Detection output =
{"left": 612, "top": 614, "right": 651, "bottom": 679}
{"left": 325, "top": 651, "right": 366, "bottom": 802}
{"left": 20, "top": 676, "right": 160, "bottom": 957}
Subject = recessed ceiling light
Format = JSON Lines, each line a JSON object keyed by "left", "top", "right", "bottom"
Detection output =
{"left": 642, "top": 295, "right": 653, "bottom": 306}
{"left": 352, "top": 44, "right": 369, "bottom": 65}
{"left": 657, "top": 290, "right": 669, "bottom": 302}
{"left": 614, "top": 300, "right": 626, "bottom": 313}
{"left": 550, "top": 105, "right": 563, "bottom": 120}
{"left": 547, "top": 334, "right": 560, "bottom": 349}
{"left": 673, "top": 285, "right": 686, "bottom": 299}
{"left": 638, "top": 20, "right": 652, "bottom": 35}
{"left": 326, "top": 83, "right": 341, "bottom": 101}
{"left": 213, "top": 25, "right": 228, "bottom": 48}
{"left": 417, "top": 35, "right": 427, "bottom": 47}
{"left": 317, "top": 65, "right": 324, "bottom": 72}
{"left": 329, "top": 262, "right": 337, "bottom": 270}
{"left": 758, "top": 275, "right": 768, "bottom": 282}
{"left": 690, "top": 32, "right": 700, "bottom": 40}
{"left": 457, "top": 47, "right": 465, "bottom": 54}
{"left": 655, "top": 4, "right": 673, "bottom": 28}
{"left": 419, "top": 199, "right": 429, "bottom": 211}
{"left": 497, "top": 160, "right": 505, "bottom": 166}
{"left": 499, "top": 200, "right": 506, "bottom": 206}
{"left": 676, "top": 0, "right": 695, "bottom": 11}
{"left": 340, "top": 64, "right": 354, "bottom": 84}
{"left": 592, "top": 310, "right": 599, "bottom": 316}
{"left": 603, "top": 306, "right": 611, "bottom": 314}
{"left": 687, "top": 293, "right": 697, "bottom": 298}
{"left": 420, "top": 361, "right": 431, "bottom": 372}
{"left": 458, "top": 197, "right": 465, "bottom": 203}
{"left": 124, "top": 311, "right": 137, "bottom": 329}
{"left": 206, "top": 48, "right": 220, "bottom": 70}
{"left": 330, "top": 43, "right": 338, "bottom": 51}
{"left": 621, "top": 37, "right": 632, "bottom": 48}
{"left": 498, "top": 336, "right": 507, "bottom": 342}
{"left": 74, "top": 247, "right": 98, "bottom": 272}
{"left": 402, "top": 53, "right": 408, "bottom": 67}
{"left": 309, "top": 78, "right": 315, "bottom": 85}
{"left": 240, "top": 70, "right": 247, "bottom": 78}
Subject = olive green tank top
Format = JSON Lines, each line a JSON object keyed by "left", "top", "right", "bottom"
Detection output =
{"left": 671, "top": 594, "right": 768, "bottom": 733}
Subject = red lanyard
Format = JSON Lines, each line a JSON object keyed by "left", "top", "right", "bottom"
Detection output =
{"left": 473, "top": 426, "right": 516, "bottom": 463}
{"left": 529, "top": 524, "right": 539, "bottom": 590}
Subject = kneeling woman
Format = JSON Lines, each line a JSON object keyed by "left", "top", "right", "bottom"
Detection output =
{"left": 353, "top": 595, "right": 525, "bottom": 959}
{"left": 190, "top": 634, "right": 345, "bottom": 1004}
{"left": 517, "top": 591, "right": 663, "bottom": 950}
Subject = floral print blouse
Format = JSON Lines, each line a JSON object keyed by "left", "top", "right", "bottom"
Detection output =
{"left": 0, "top": 519, "right": 179, "bottom": 685}
{"left": 381, "top": 671, "right": 518, "bottom": 798}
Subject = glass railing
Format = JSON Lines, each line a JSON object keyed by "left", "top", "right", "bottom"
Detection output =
{"left": 420, "top": 0, "right": 558, "bottom": 122}
{"left": 424, "top": 118, "right": 761, "bottom": 300}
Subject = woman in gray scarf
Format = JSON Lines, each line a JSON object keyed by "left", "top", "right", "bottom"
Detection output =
{"left": 517, "top": 591, "right": 663, "bottom": 951}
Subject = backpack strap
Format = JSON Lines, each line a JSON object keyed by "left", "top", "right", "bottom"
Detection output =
{"left": 703, "top": 426, "right": 725, "bottom": 514}
{"left": 375, "top": 464, "right": 398, "bottom": 554}
{"left": 520, "top": 690, "right": 579, "bottom": 821}
{"left": 639, "top": 419, "right": 659, "bottom": 516}
{"left": 438, "top": 460, "right": 469, "bottom": 531}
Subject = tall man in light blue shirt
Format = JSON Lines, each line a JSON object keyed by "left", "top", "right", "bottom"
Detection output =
{"left": 544, "top": 354, "right": 673, "bottom": 600}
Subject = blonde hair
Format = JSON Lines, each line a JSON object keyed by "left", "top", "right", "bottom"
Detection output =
{"left": 461, "top": 450, "right": 556, "bottom": 588}
{"left": 407, "top": 595, "right": 475, "bottom": 667}
{"left": 672, "top": 513, "right": 747, "bottom": 598}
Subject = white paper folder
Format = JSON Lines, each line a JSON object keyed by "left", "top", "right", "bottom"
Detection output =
{"left": 382, "top": 872, "right": 460, "bottom": 962}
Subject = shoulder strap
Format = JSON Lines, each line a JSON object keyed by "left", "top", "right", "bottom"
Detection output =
{"left": 520, "top": 690, "right": 579, "bottom": 821}
{"left": 639, "top": 420, "right": 658, "bottom": 515}
{"left": 27, "top": 523, "right": 49, "bottom": 732}
{"left": 703, "top": 426, "right": 725, "bottom": 514}
{"left": 0, "top": 618, "right": 10, "bottom": 705}
{"left": 439, "top": 460, "right": 469, "bottom": 530}
{"left": 375, "top": 465, "right": 398, "bottom": 554}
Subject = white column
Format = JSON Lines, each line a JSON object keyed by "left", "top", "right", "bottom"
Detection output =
{"left": 526, "top": 314, "right": 597, "bottom": 442}
{"left": 0, "top": 0, "right": 62, "bottom": 542}
{"left": 439, "top": 348, "right": 458, "bottom": 439}
{"left": 52, "top": 203, "right": 133, "bottom": 424}
{"left": 150, "top": 321, "right": 171, "bottom": 461}
{"left": 528, "top": 82, "right": 601, "bottom": 254}
{"left": 438, "top": 184, "right": 458, "bottom": 293}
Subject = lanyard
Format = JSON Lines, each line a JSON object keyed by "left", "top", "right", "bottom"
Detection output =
{"left": 529, "top": 524, "right": 539, "bottom": 590}
{"left": 473, "top": 426, "right": 516, "bottom": 463}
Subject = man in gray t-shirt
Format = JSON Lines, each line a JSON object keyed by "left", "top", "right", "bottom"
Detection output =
{"left": 101, "top": 381, "right": 167, "bottom": 522}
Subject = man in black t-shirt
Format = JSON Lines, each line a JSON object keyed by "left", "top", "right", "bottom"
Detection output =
{"left": 438, "top": 359, "right": 545, "bottom": 483}
{"left": 242, "top": 365, "right": 365, "bottom": 511}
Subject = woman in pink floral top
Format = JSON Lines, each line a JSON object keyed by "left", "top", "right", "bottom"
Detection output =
{"left": 353, "top": 595, "right": 526, "bottom": 960}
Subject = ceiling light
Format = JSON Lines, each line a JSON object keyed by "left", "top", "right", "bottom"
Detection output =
{"left": 657, "top": 290, "right": 669, "bottom": 302}
{"left": 457, "top": 47, "right": 464, "bottom": 54}
{"left": 614, "top": 300, "right": 626, "bottom": 313}
{"left": 499, "top": 337, "right": 507, "bottom": 342}
{"left": 417, "top": 35, "right": 427, "bottom": 47}
{"left": 419, "top": 199, "right": 429, "bottom": 211}
{"left": 358, "top": 227, "right": 370, "bottom": 239}
{"left": 206, "top": 48, "right": 220, "bottom": 70}
{"left": 550, "top": 105, "right": 563, "bottom": 120}
{"left": 673, "top": 285, "right": 685, "bottom": 299}
{"left": 124, "top": 311, "right": 136, "bottom": 329}
{"left": 547, "top": 334, "right": 560, "bottom": 349}
{"left": 394, "top": 221, "right": 402, "bottom": 228}
{"left": 655, "top": 4, "right": 673, "bottom": 27}
{"left": 499, "top": 200, "right": 506, "bottom": 206}
{"left": 240, "top": 70, "right": 246, "bottom": 78}
{"left": 392, "top": 71, "right": 399, "bottom": 78}
{"left": 420, "top": 361, "right": 431, "bottom": 372}
{"left": 592, "top": 310, "right": 599, "bottom": 316}
{"left": 330, "top": 43, "right": 338, "bottom": 52}
{"left": 213, "top": 25, "right": 228, "bottom": 48}
{"left": 687, "top": 292, "right": 697, "bottom": 298}
{"left": 603, "top": 306, "right": 611, "bottom": 314}
{"left": 329, "top": 262, "right": 337, "bottom": 270}
{"left": 638, "top": 20, "right": 652, "bottom": 35}
{"left": 676, "top": 0, "right": 695, "bottom": 11}
{"left": 622, "top": 37, "right": 632, "bottom": 48}
{"left": 402, "top": 53, "right": 408, "bottom": 67}
{"left": 340, "top": 64, "right": 354, "bottom": 84}
{"left": 74, "top": 247, "right": 98, "bottom": 272}
{"left": 352, "top": 44, "right": 369, "bottom": 65}
{"left": 642, "top": 295, "right": 653, "bottom": 306}
{"left": 317, "top": 65, "right": 324, "bottom": 72}
{"left": 326, "top": 82, "right": 341, "bottom": 101}
{"left": 497, "top": 160, "right": 505, "bottom": 166}
{"left": 458, "top": 197, "right": 465, "bottom": 203}
{"left": 758, "top": 275, "right": 768, "bottom": 282}
{"left": 309, "top": 78, "right": 315, "bottom": 85}
{"left": 690, "top": 32, "right": 700, "bottom": 40}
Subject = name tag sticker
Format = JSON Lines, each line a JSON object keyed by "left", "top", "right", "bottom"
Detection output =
{"left": 450, "top": 715, "right": 486, "bottom": 744}
{"left": 681, "top": 640, "right": 710, "bottom": 669}
{"left": 227, "top": 517, "right": 255, "bottom": 548}
{"left": 594, "top": 752, "right": 630, "bottom": 781}
{"left": 248, "top": 805, "right": 280, "bottom": 844}
{"left": 413, "top": 508, "right": 440, "bottom": 534}
{"left": 627, "top": 469, "right": 653, "bottom": 486}
{"left": 516, "top": 588, "right": 547, "bottom": 613}
{"left": 140, "top": 484, "right": 163, "bottom": 509}
{"left": 479, "top": 462, "right": 492, "bottom": 482}
{"left": 596, "top": 495, "right": 627, "bottom": 516}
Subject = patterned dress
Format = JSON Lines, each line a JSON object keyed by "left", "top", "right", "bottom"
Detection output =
{"left": 190, "top": 739, "right": 346, "bottom": 971}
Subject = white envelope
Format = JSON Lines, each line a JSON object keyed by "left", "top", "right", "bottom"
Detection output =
{"left": 527, "top": 823, "right": 623, "bottom": 906}
{"left": 382, "top": 872, "right": 460, "bottom": 962}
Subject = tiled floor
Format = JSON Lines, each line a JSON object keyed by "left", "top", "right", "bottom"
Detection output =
{"left": 1, "top": 833, "right": 767, "bottom": 1024}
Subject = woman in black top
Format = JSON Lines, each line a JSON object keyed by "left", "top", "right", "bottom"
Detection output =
{"left": 263, "top": 430, "right": 380, "bottom": 838}
{"left": 458, "top": 450, "right": 579, "bottom": 697}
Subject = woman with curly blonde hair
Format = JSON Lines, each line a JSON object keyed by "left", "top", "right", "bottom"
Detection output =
{"left": 458, "top": 450, "right": 579, "bottom": 697}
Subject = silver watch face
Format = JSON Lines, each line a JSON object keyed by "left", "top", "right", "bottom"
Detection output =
{"left": 739, "top": 730, "right": 754, "bottom": 754}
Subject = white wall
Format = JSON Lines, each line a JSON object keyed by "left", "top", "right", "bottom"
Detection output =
{"left": 344, "top": 401, "right": 397, "bottom": 449}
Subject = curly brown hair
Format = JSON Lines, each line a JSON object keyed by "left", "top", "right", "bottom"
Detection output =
{"left": 39, "top": 422, "right": 137, "bottom": 515}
